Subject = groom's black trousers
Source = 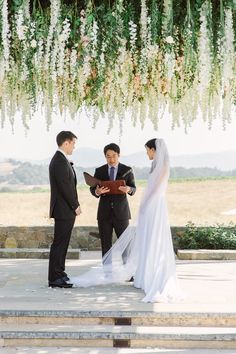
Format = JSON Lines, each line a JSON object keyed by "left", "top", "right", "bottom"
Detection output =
{"left": 48, "top": 217, "right": 75, "bottom": 282}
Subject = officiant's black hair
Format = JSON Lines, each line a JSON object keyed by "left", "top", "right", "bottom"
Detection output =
{"left": 145, "top": 139, "right": 156, "bottom": 150}
{"left": 56, "top": 131, "right": 77, "bottom": 146}
{"left": 104, "top": 143, "right": 120, "bottom": 155}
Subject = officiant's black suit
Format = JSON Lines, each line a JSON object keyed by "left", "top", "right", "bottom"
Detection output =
{"left": 48, "top": 151, "right": 79, "bottom": 283}
{"left": 90, "top": 163, "right": 136, "bottom": 256}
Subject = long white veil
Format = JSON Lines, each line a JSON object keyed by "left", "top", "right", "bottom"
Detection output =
{"left": 72, "top": 139, "right": 182, "bottom": 302}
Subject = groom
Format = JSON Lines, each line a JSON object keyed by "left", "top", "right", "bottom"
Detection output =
{"left": 48, "top": 131, "right": 81, "bottom": 288}
{"left": 90, "top": 143, "right": 136, "bottom": 257}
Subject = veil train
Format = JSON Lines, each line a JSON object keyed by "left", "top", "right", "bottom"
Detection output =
{"left": 72, "top": 139, "right": 183, "bottom": 303}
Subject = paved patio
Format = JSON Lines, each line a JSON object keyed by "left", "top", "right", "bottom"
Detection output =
{"left": 0, "top": 252, "right": 235, "bottom": 353}
{"left": 0, "top": 251, "right": 235, "bottom": 313}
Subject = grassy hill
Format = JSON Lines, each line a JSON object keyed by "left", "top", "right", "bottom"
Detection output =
{"left": 1, "top": 159, "right": 236, "bottom": 191}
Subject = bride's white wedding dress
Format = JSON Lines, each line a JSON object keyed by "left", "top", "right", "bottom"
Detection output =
{"left": 72, "top": 139, "right": 183, "bottom": 303}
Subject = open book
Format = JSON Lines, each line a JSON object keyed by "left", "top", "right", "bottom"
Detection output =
{"left": 83, "top": 172, "right": 126, "bottom": 195}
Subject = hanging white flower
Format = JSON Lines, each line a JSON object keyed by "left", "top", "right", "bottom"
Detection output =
{"left": 220, "top": 8, "right": 235, "bottom": 125}
{"left": 99, "top": 41, "right": 107, "bottom": 73}
{"left": 222, "top": 9, "right": 234, "bottom": 85}
{"left": 23, "top": 0, "right": 30, "bottom": 19}
{"left": 69, "top": 47, "right": 77, "bottom": 82}
{"left": 44, "top": 0, "right": 61, "bottom": 72}
{"left": 16, "top": 9, "right": 26, "bottom": 41}
{"left": 0, "top": 59, "right": 5, "bottom": 81}
{"left": 139, "top": 0, "right": 150, "bottom": 84}
{"left": 198, "top": 1, "right": 213, "bottom": 103}
{"left": 83, "top": 55, "right": 91, "bottom": 80}
{"left": 35, "top": 39, "right": 44, "bottom": 70}
{"left": 91, "top": 20, "right": 99, "bottom": 59}
{"left": 57, "top": 18, "right": 71, "bottom": 77}
{"left": 31, "top": 39, "right": 37, "bottom": 48}
{"left": 50, "top": 37, "right": 59, "bottom": 82}
{"left": 79, "top": 9, "right": 86, "bottom": 39}
{"left": 165, "top": 35, "right": 174, "bottom": 44}
{"left": 1, "top": 0, "right": 11, "bottom": 72}
{"left": 129, "top": 21, "right": 137, "bottom": 51}
{"left": 164, "top": 52, "right": 175, "bottom": 82}
{"left": 140, "top": 0, "right": 148, "bottom": 43}
{"left": 162, "top": 0, "right": 175, "bottom": 84}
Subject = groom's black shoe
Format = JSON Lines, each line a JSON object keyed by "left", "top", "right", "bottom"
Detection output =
{"left": 49, "top": 278, "right": 73, "bottom": 288}
{"left": 62, "top": 276, "right": 70, "bottom": 282}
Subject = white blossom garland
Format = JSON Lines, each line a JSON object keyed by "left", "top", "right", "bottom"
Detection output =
{"left": 0, "top": 0, "right": 235, "bottom": 131}
{"left": 221, "top": 8, "right": 235, "bottom": 126}
{"left": 198, "top": 0, "right": 213, "bottom": 119}
{"left": 139, "top": 0, "right": 149, "bottom": 85}
{"left": 57, "top": 19, "right": 71, "bottom": 77}
{"left": 162, "top": 0, "right": 175, "bottom": 84}
{"left": 45, "top": 0, "right": 61, "bottom": 73}
{"left": 1, "top": 0, "right": 10, "bottom": 73}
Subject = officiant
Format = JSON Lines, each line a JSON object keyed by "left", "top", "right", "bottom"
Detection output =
{"left": 90, "top": 143, "right": 136, "bottom": 257}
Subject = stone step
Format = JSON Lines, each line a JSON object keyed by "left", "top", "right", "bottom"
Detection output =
{"left": 1, "top": 310, "right": 236, "bottom": 327}
{"left": 0, "top": 248, "right": 80, "bottom": 259}
{"left": 0, "top": 349, "right": 234, "bottom": 354}
{"left": 0, "top": 324, "right": 236, "bottom": 349}
{"left": 177, "top": 249, "right": 236, "bottom": 260}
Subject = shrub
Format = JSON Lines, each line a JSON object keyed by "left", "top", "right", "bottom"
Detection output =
{"left": 178, "top": 222, "right": 236, "bottom": 250}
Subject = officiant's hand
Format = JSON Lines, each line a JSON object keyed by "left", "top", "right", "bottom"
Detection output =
{"left": 95, "top": 185, "right": 110, "bottom": 196}
{"left": 118, "top": 186, "right": 131, "bottom": 194}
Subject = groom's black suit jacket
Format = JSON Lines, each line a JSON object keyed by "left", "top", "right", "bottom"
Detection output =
{"left": 49, "top": 151, "right": 79, "bottom": 220}
{"left": 90, "top": 163, "right": 136, "bottom": 220}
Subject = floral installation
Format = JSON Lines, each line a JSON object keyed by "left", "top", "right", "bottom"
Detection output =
{"left": 0, "top": 0, "right": 235, "bottom": 130}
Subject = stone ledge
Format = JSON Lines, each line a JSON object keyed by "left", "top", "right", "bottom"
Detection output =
{"left": 177, "top": 249, "right": 236, "bottom": 260}
{"left": 1, "top": 310, "right": 236, "bottom": 327}
{"left": 0, "top": 325, "right": 236, "bottom": 341}
{"left": 0, "top": 248, "right": 80, "bottom": 259}
{"left": 0, "top": 226, "right": 100, "bottom": 251}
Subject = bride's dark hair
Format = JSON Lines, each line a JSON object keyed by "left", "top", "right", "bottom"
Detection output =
{"left": 145, "top": 138, "right": 156, "bottom": 150}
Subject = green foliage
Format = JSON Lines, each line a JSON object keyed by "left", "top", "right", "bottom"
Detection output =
{"left": 8, "top": 162, "right": 49, "bottom": 185}
{"left": 1, "top": 159, "right": 236, "bottom": 186}
{"left": 170, "top": 167, "right": 236, "bottom": 179}
{"left": 149, "top": 0, "right": 162, "bottom": 44}
{"left": 178, "top": 221, "right": 236, "bottom": 249}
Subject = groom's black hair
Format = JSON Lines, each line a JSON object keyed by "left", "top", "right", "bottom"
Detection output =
{"left": 56, "top": 131, "right": 77, "bottom": 146}
{"left": 104, "top": 143, "right": 120, "bottom": 155}
{"left": 145, "top": 139, "right": 156, "bottom": 150}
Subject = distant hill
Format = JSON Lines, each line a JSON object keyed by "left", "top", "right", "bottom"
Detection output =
{"left": 170, "top": 150, "right": 236, "bottom": 170}
{"left": 1, "top": 148, "right": 236, "bottom": 170}
{"left": 71, "top": 148, "right": 236, "bottom": 170}
{"left": 124, "top": 150, "right": 236, "bottom": 170}
{"left": 0, "top": 149, "right": 236, "bottom": 188}
{"left": 0, "top": 160, "right": 20, "bottom": 175}
{"left": 1, "top": 158, "right": 236, "bottom": 189}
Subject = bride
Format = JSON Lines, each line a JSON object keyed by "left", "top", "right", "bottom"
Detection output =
{"left": 72, "top": 138, "right": 182, "bottom": 303}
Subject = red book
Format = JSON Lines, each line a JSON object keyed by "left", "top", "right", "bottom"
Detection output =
{"left": 83, "top": 172, "right": 126, "bottom": 195}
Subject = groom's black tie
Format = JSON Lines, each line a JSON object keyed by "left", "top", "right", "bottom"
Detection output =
{"left": 110, "top": 166, "right": 115, "bottom": 181}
